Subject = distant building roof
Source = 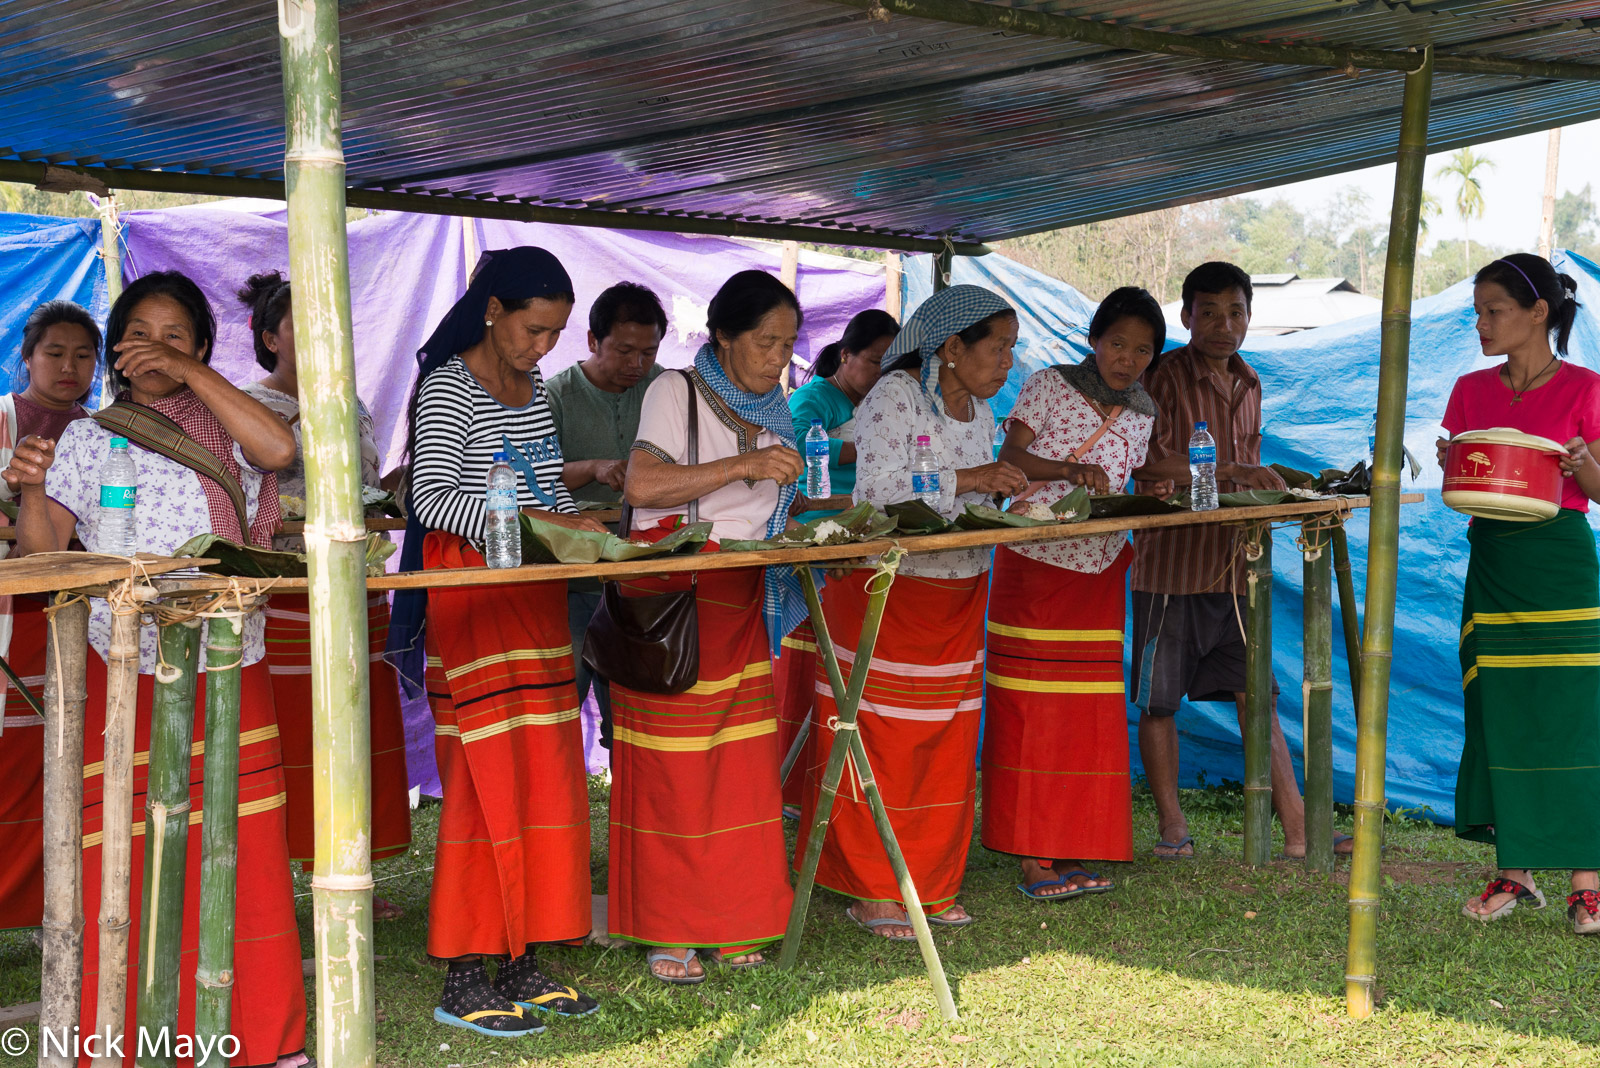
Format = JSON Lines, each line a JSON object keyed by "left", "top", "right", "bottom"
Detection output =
{"left": 1163, "top": 274, "right": 1381, "bottom": 337}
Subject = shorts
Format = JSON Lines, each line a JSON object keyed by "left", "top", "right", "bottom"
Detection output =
{"left": 1130, "top": 591, "right": 1279, "bottom": 716}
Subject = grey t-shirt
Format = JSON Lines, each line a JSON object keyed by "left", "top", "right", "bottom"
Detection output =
{"left": 545, "top": 361, "right": 664, "bottom": 505}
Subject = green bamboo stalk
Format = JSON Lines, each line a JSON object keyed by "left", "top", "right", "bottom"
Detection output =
{"left": 778, "top": 710, "right": 811, "bottom": 788}
{"left": 39, "top": 594, "right": 89, "bottom": 1068}
{"left": 1242, "top": 525, "right": 1273, "bottom": 868}
{"left": 137, "top": 617, "right": 202, "bottom": 1068}
{"left": 280, "top": 5, "right": 376, "bottom": 1063}
{"left": 1331, "top": 524, "right": 1363, "bottom": 719}
{"left": 92, "top": 596, "right": 142, "bottom": 1068}
{"left": 1302, "top": 523, "right": 1335, "bottom": 874}
{"left": 194, "top": 605, "right": 245, "bottom": 1067}
{"left": 98, "top": 196, "right": 123, "bottom": 406}
{"left": 1346, "top": 50, "right": 1433, "bottom": 1021}
{"left": 932, "top": 248, "right": 953, "bottom": 293}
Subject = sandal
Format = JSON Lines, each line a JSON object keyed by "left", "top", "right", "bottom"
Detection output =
{"left": 1462, "top": 876, "right": 1545, "bottom": 921}
{"left": 1016, "top": 873, "right": 1077, "bottom": 901}
{"left": 926, "top": 906, "right": 974, "bottom": 928}
{"left": 1567, "top": 889, "right": 1600, "bottom": 935}
{"left": 1154, "top": 834, "right": 1196, "bottom": 860}
{"left": 845, "top": 903, "right": 916, "bottom": 942}
{"left": 373, "top": 896, "right": 404, "bottom": 921}
{"left": 435, "top": 959, "right": 545, "bottom": 1036}
{"left": 646, "top": 947, "right": 705, "bottom": 986}
{"left": 1056, "top": 869, "right": 1114, "bottom": 897}
{"left": 705, "top": 948, "right": 768, "bottom": 971}
{"left": 432, "top": 1004, "right": 544, "bottom": 1037}
{"left": 495, "top": 953, "right": 600, "bottom": 1017}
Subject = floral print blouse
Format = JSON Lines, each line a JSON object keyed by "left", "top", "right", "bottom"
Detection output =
{"left": 854, "top": 369, "right": 997, "bottom": 579}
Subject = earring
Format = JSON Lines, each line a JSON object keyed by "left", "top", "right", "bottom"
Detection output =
{"left": 945, "top": 360, "right": 957, "bottom": 369}
{"left": 484, "top": 319, "right": 493, "bottom": 327}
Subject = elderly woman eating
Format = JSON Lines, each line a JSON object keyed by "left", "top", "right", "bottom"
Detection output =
{"left": 794, "top": 284, "right": 1026, "bottom": 941}
{"left": 615, "top": 269, "right": 804, "bottom": 984}
{"left": 5, "top": 270, "right": 309, "bottom": 1066}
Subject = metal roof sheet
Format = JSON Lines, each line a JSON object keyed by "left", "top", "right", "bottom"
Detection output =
{"left": 1, "top": 0, "right": 1598, "bottom": 245}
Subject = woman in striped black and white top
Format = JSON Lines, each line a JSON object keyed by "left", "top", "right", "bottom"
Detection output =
{"left": 396, "top": 247, "right": 604, "bottom": 1037}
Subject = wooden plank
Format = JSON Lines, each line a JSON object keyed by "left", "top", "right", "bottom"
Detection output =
{"left": 0, "top": 1000, "right": 40, "bottom": 1025}
{"left": 90, "top": 496, "right": 1419, "bottom": 595}
{"left": 0, "top": 553, "right": 216, "bottom": 597}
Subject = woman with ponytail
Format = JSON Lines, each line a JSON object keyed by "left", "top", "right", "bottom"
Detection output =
{"left": 1436, "top": 252, "right": 1600, "bottom": 935}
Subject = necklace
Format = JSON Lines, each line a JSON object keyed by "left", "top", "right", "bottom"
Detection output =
{"left": 1509, "top": 356, "right": 1559, "bottom": 404}
{"left": 827, "top": 373, "right": 862, "bottom": 407}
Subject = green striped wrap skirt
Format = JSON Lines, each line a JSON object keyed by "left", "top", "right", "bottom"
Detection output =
{"left": 1456, "top": 508, "right": 1600, "bottom": 870}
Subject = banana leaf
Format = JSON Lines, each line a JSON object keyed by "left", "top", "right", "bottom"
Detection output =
{"left": 520, "top": 512, "right": 711, "bottom": 565}
{"left": 601, "top": 521, "right": 712, "bottom": 561}
{"left": 0, "top": 499, "right": 16, "bottom": 521}
{"left": 1270, "top": 463, "right": 1318, "bottom": 489}
{"left": 883, "top": 499, "right": 952, "bottom": 535}
{"left": 1087, "top": 493, "right": 1186, "bottom": 520}
{"left": 955, "top": 503, "right": 1057, "bottom": 529}
{"left": 1219, "top": 489, "right": 1299, "bottom": 507}
{"left": 172, "top": 533, "right": 308, "bottom": 578}
{"left": 721, "top": 502, "right": 896, "bottom": 552}
{"left": 1050, "top": 486, "right": 1091, "bottom": 522}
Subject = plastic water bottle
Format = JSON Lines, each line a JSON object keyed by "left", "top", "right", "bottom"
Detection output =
{"left": 804, "top": 419, "right": 831, "bottom": 498}
{"left": 98, "top": 436, "right": 138, "bottom": 556}
{"left": 911, "top": 434, "right": 941, "bottom": 505}
{"left": 484, "top": 451, "right": 521, "bottom": 569}
{"left": 1189, "top": 422, "right": 1218, "bottom": 513}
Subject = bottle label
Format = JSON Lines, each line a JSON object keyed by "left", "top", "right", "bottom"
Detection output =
{"left": 911, "top": 472, "right": 940, "bottom": 495}
{"left": 1188, "top": 445, "right": 1216, "bottom": 466}
{"left": 486, "top": 487, "right": 517, "bottom": 511}
{"left": 807, "top": 440, "right": 830, "bottom": 458}
{"left": 99, "top": 485, "right": 136, "bottom": 509}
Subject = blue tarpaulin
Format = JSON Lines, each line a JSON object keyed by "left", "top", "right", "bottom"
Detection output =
{"left": 0, "top": 213, "right": 108, "bottom": 397}
{"left": 906, "top": 250, "right": 1600, "bottom": 824}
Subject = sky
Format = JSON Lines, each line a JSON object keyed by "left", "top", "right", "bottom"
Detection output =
{"left": 1242, "top": 118, "right": 1600, "bottom": 253}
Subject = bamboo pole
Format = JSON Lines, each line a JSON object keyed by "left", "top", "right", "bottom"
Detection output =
{"left": 194, "top": 601, "right": 248, "bottom": 1066}
{"left": 39, "top": 594, "right": 90, "bottom": 1068}
{"left": 778, "top": 711, "right": 811, "bottom": 788}
{"left": 932, "top": 247, "right": 953, "bottom": 293}
{"left": 280, "top": 3, "right": 377, "bottom": 1063}
{"left": 1347, "top": 49, "right": 1432, "bottom": 1021}
{"left": 137, "top": 617, "right": 202, "bottom": 1068}
{"left": 1331, "top": 524, "right": 1362, "bottom": 719}
{"left": 98, "top": 195, "right": 122, "bottom": 407}
{"left": 92, "top": 587, "right": 143, "bottom": 1067}
{"left": 1538, "top": 128, "right": 1562, "bottom": 260}
{"left": 778, "top": 554, "right": 960, "bottom": 1022}
{"left": 1242, "top": 524, "right": 1273, "bottom": 867}
{"left": 1301, "top": 522, "right": 1335, "bottom": 874}
{"left": 885, "top": 252, "right": 903, "bottom": 322}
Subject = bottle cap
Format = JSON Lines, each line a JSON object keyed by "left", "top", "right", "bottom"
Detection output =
{"left": 811, "top": 418, "right": 823, "bottom": 427}
{"left": 1195, "top": 422, "right": 1207, "bottom": 432}
{"left": 111, "top": 437, "right": 129, "bottom": 448}
{"left": 916, "top": 435, "right": 931, "bottom": 446}
{"left": 492, "top": 451, "right": 509, "bottom": 462}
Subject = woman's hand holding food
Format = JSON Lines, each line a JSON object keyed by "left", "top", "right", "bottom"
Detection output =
{"left": 2, "top": 435, "right": 55, "bottom": 495}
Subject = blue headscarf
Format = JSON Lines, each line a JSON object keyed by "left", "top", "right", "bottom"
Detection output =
{"left": 691, "top": 342, "right": 808, "bottom": 655}
{"left": 881, "top": 285, "right": 1013, "bottom": 418}
{"left": 385, "top": 247, "right": 575, "bottom": 692}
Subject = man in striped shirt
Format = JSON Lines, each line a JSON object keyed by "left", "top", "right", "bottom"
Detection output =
{"left": 1131, "top": 262, "right": 1344, "bottom": 861}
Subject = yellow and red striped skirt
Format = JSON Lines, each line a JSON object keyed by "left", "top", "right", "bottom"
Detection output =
{"left": 607, "top": 533, "right": 792, "bottom": 951}
{"left": 423, "top": 531, "right": 591, "bottom": 959}
{"left": 981, "top": 545, "right": 1134, "bottom": 863}
{"left": 774, "top": 620, "right": 818, "bottom": 809}
{"left": 795, "top": 571, "right": 987, "bottom": 914}
{"left": 265, "top": 591, "right": 412, "bottom": 867}
{"left": 0, "top": 596, "right": 46, "bottom": 931}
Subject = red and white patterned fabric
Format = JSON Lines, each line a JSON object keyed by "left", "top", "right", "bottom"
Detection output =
{"left": 141, "top": 388, "right": 281, "bottom": 547}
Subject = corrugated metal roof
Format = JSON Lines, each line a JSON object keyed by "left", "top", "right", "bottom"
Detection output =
{"left": 1, "top": 0, "right": 1598, "bottom": 244}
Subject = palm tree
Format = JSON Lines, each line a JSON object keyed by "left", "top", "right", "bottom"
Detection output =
{"left": 1435, "top": 148, "right": 1494, "bottom": 272}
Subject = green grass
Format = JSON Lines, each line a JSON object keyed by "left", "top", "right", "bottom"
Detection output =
{"left": 4, "top": 777, "right": 1598, "bottom": 1067}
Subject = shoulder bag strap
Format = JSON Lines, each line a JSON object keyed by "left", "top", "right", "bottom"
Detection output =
{"left": 92, "top": 401, "right": 250, "bottom": 536}
{"left": 1069, "top": 403, "right": 1124, "bottom": 462}
{"left": 619, "top": 368, "right": 700, "bottom": 537}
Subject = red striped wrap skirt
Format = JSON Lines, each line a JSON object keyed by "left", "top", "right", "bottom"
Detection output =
{"left": 774, "top": 620, "right": 818, "bottom": 808}
{"left": 795, "top": 571, "right": 987, "bottom": 914}
{"left": 77, "top": 657, "right": 306, "bottom": 1066}
{"left": 0, "top": 596, "right": 46, "bottom": 930}
{"left": 265, "top": 592, "right": 412, "bottom": 867}
{"left": 981, "top": 545, "right": 1134, "bottom": 863}
{"left": 423, "top": 532, "right": 591, "bottom": 958}
{"left": 607, "top": 529, "right": 793, "bottom": 951}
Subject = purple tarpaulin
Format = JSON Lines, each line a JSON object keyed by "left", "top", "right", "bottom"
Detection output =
{"left": 121, "top": 204, "right": 887, "bottom": 793}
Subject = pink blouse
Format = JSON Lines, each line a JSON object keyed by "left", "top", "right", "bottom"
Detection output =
{"left": 1005, "top": 369, "right": 1154, "bottom": 573}
{"left": 1442, "top": 361, "right": 1600, "bottom": 513}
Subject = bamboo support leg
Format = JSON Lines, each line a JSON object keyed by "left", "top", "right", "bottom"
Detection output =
{"left": 137, "top": 619, "right": 202, "bottom": 1068}
{"left": 92, "top": 595, "right": 143, "bottom": 1066}
{"left": 777, "top": 554, "right": 958, "bottom": 1021}
{"left": 39, "top": 594, "right": 90, "bottom": 1068}
{"left": 1347, "top": 49, "right": 1432, "bottom": 1020}
{"left": 195, "top": 606, "right": 247, "bottom": 1066}
{"left": 1302, "top": 524, "right": 1335, "bottom": 874}
{"left": 779, "top": 710, "right": 812, "bottom": 788}
{"left": 1242, "top": 526, "right": 1274, "bottom": 868}
{"left": 1331, "top": 524, "right": 1362, "bottom": 719}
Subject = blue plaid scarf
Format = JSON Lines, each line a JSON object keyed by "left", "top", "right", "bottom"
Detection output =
{"left": 693, "top": 343, "right": 807, "bottom": 654}
{"left": 882, "top": 285, "right": 1014, "bottom": 418}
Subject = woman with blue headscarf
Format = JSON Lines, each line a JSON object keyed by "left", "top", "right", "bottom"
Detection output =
{"left": 399, "top": 247, "right": 602, "bottom": 1035}
{"left": 794, "top": 284, "right": 1026, "bottom": 942}
{"left": 612, "top": 270, "right": 804, "bottom": 985}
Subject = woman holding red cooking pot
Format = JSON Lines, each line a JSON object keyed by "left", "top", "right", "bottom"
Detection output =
{"left": 1436, "top": 252, "right": 1600, "bottom": 935}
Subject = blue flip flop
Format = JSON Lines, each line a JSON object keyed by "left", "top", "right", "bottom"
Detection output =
{"left": 432, "top": 1004, "right": 545, "bottom": 1037}
{"left": 1016, "top": 872, "right": 1080, "bottom": 901}
{"left": 1154, "top": 834, "right": 1196, "bottom": 860}
{"left": 1057, "top": 869, "right": 1115, "bottom": 896}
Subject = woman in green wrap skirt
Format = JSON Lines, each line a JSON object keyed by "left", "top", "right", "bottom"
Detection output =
{"left": 1437, "top": 253, "right": 1600, "bottom": 935}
